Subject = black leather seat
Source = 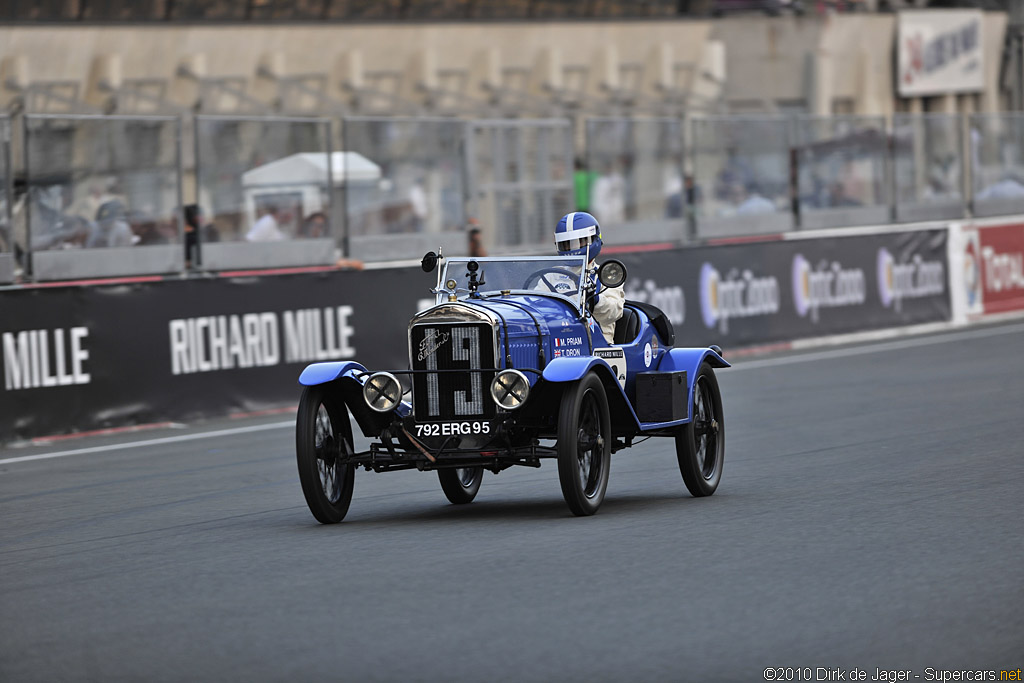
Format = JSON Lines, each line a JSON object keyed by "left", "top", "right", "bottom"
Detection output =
{"left": 613, "top": 306, "right": 641, "bottom": 345}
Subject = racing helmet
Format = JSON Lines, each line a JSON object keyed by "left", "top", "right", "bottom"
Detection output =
{"left": 554, "top": 212, "right": 603, "bottom": 259}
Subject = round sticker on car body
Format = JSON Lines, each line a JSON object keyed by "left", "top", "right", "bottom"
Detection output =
{"left": 644, "top": 342, "right": 652, "bottom": 367}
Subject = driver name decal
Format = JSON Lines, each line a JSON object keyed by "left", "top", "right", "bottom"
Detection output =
{"left": 417, "top": 330, "right": 450, "bottom": 361}
{"left": 553, "top": 336, "right": 583, "bottom": 357}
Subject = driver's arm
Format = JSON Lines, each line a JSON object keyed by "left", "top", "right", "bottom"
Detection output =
{"left": 593, "top": 283, "right": 625, "bottom": 337}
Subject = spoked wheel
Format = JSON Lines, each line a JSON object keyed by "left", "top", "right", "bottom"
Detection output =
{"left": 675, "top": 362, "right": 724, "bottom": 497}
{"left": 296, "top": 385, "right": 355, "bottom": 524}
{"left": 438, "top": 467, "right": 484, "bottom": 504}
{"left": 557, "top": 373, "right": 611, "bottom": 516}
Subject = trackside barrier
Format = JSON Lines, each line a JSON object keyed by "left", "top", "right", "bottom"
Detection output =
{"left": 7, "top": 214, "right": 1004, "bottom": 443}
{"left": 5, "top": 112, "right": 1024, "bottom": 283}
{"left": 948, "top": 218, "right": 1024, "bottom": 324}
{"left": 23, "top": 114, "right": 184, "bottom": 281}
{"left": 194, "top": 116, "right": 336, "bottom": 270}
{"left": 341, "top": 117, "right": 467, "bottom": 263}
{"left": 585, "top": 117, "right": 686, "bottom": 246}
{"left": 0, "top": 115, "right": 12, "bottom": 283}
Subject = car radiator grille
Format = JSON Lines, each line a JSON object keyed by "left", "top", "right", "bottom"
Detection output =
{"left": 410, "top": 323, "right": 496, "bottom": 421}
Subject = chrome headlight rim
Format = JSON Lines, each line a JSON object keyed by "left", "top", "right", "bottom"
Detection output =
{"left": 490, "top": 369, "right": 530, "bottom": 411}
{"left": 363, "top": 371, "right": 402, "bottom": 413}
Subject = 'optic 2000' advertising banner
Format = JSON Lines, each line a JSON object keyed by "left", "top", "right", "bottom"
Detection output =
{"left": 0, "top": 228, "right": 949, "bottom": 441}
{"left": 615, "top": 227, "right": 950, "bottom": 349}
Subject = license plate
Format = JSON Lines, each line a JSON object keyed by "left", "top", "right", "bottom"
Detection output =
{"left": 414, "top": 421, "right": 491, "bottom": 438}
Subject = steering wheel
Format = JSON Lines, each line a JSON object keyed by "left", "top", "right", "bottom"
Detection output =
{"left": 522, "top": 267, "right": 580, "bottom": 294}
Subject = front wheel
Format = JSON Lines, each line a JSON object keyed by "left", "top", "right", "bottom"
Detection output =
{"left": 557, "top": 373, "right": 612, "bottom": 516}
{"left": 675, "top": 362, "right": 724, "bottom": 497}
{"left": 438, "top": 467, "right": 483, "bottom": 504}
{"left": 296, "top": 385, "right": 356, "bottom": 524}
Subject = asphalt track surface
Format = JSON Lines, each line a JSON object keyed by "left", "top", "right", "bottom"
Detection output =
{"left": 1, "top": 322, "right": 1023, "bottom": 682}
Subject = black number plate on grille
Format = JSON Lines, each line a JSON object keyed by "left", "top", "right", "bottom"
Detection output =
{"left": 410, "top": 323, "right": 496, "bottom": 422}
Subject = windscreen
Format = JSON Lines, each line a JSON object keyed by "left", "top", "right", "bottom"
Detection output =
{"left": 440, "top": 256, "right": 587, "bottom": 302}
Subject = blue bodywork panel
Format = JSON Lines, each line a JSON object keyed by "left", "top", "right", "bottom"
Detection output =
{"left": 298, "top": 284, "right": 729, "bottom": 439}
{"left": 298, "top": 361, "right": 367, "bottom": 386}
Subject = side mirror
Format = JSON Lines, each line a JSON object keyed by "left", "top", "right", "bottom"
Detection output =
{"left": 598, "top": 259, "right": 627, "bottom": 288}
{"left": 421, "top": 251, "right": 438, "bottom": 273}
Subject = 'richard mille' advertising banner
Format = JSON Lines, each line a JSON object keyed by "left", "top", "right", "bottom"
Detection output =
{"left": 0, "top": 228, "right": 950, "bottom": 441}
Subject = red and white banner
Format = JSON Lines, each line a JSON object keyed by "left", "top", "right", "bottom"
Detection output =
{"left": 898, "top": 10, "right": 984, "bottom": 97}
{"left": 957, "top": 221, "right": 1024, "bottom": 318}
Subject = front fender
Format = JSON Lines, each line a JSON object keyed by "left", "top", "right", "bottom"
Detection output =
{"left": 540, "top": 356, "right": 612, "bottom": 383}
{"left": 540, "top": 357, "right": 640, "bottom": 436}
{"left": 298, "top": 361, "right": 367, "bottom": 386}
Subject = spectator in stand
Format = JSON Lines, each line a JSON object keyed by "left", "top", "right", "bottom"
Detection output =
{"left": 69, "top": 178, "right": 119, "bottom": 224}
{"left": 573, "top": 157, "right": 598, "bottom": 213}
{"left": 86, "top": 200, "right": 135, "bottom": 248}
{"left": 591, "top": 163, "right": 626, "bottom": 225}
{"left": 300, "top": 211, "right": 329, "bottom": 239}
{"left": 720, "top": 182, "right": 775, "bottom": 216}
{"left": 247, "top": 204, "right": 286, "bottom": 242}
{"left": 467, "top": 218, "right": 487, "bottom": 257}
{"left": 409, "top": 178, "right": 428, "bottom": 232}
{"left": 183, "top": 204, "right": 206, "bottom": 267}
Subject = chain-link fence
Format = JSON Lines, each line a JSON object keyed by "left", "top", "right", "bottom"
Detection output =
{"left": 585, "top": 117, "right": 685, "bottom": 246}
{"left": 1, "top": 116, "right": 12, "bottom": 283}
{"left": 970, "top": 113, "right": 1024, "bottom": 218}
{"left": 466, "top": 119, "right": 574, "bottom": 254}
{"left": 795, "top": 115, "right": 891, "bottom": 230}
{"left": 22, "top": 115, "right": 182, "bottom": 281}
{"left": 195, "top": 116, "right": 335, "bottom": 270}
{"left": 893, "top": 113, "right": 965, "bottom": 223}
{"left": 691, "top": 116, "right": 794, "bottom": 239}
{"left": 341, "top": 117, "right": 466, "bottom": 262}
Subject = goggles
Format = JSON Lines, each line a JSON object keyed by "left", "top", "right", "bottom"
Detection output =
{"left": 557, "top": 235, "right": 592, "bottom": 252}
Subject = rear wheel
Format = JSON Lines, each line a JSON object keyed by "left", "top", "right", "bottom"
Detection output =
{"left": 675, "top": 363, "right": 724, "bottom": 497}
{"left": 557, "top": 373, "right": 611, "bottom": 516}
{"left": 296, "top": 385, "right": 355, "bottom": 524}
{"left": 438, "top": 467, "right": 483, "bottom": 504}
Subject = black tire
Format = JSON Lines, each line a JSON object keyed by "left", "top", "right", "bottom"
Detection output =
{"left": 557, "top": 373, "right": 612, "bottom": 516}
{"left": 675, "top": 362, "right": 725, "bottom": 497}
{"left": 438, "top": 467, "right": 483, "bottom": 504}
{"left": 296, "top": 385, "right": 355, "bottom": 524}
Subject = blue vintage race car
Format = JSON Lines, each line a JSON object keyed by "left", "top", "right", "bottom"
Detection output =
{"left": 295, "top": 252, "right": 729, "bottom": 522}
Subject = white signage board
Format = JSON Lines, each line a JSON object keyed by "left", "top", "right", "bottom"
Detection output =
{"left": 898, "top": 10, "right": 984, "bottom": 97}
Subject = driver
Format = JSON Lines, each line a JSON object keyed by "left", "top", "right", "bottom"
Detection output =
{"left": 554, "top": 212, "right": 624, "bottom": 341}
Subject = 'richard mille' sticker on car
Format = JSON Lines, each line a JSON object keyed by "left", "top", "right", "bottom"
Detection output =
{"left": 595, "top": 347, "right": 626, "bottom": 389}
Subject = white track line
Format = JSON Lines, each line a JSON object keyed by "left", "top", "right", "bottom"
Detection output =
{"left": 0, "top": 421, "right": 293, "bottom": 466}
{"left": 2, "top": 321, "right": 1022, "bottom": 468}
{"left": 730, "top": 321, "right": 1024, "bottom": 371}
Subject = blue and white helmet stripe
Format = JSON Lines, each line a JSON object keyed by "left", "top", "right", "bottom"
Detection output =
{"left": 555, "top": 211, "right": 603, "bottom": 259}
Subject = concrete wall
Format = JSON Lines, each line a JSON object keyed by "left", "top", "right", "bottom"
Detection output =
{"left": 710, "top": 16, "right": 824, "bottom": 109}
{"left": 0, "top": 21, "right": 714, "bottom": 113}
